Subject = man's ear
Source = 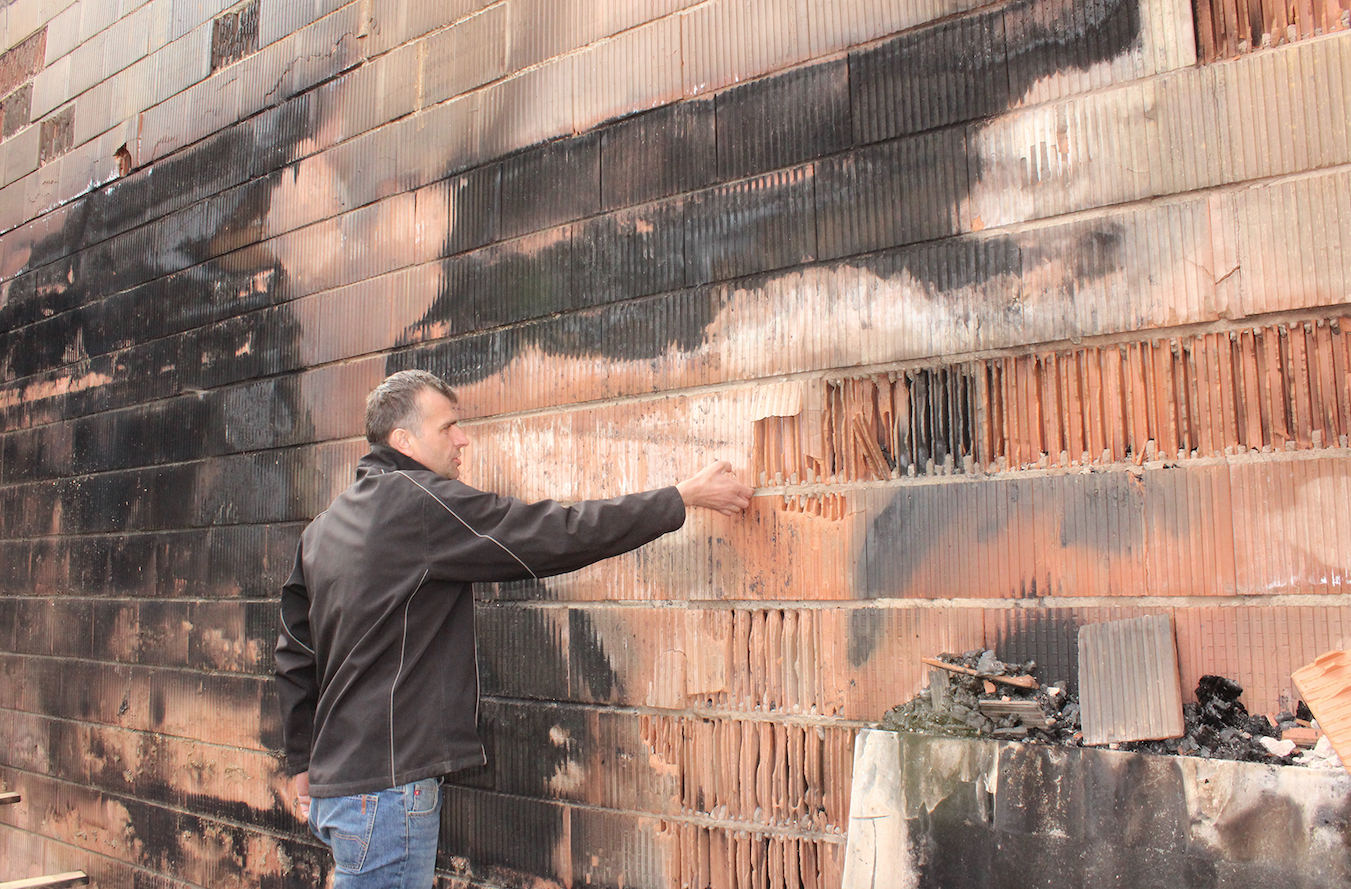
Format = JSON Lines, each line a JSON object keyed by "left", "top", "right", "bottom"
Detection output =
{"left": 388, "top": 427, "right": 413, "bottom": 456}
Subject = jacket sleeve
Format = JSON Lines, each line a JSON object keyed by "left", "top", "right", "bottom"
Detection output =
{"left": 274, "top": 544, "right": 318, "bottom": 775}
{"left": 411, "top": 478, "right": 687, "bottom": 583}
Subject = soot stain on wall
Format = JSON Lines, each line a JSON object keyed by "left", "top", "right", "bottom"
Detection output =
{"left": 898, "top": 736, "right": 1350, "bottom": 889}
{"left": 849, "top": 472, "right": 1147, "bottom": 666}
{"left": 452, "top": 598, "right": 624, "bottom": 868}
{"left": 993, "top": 610, "right": 1084, "bottom": 691}
{"left": 7, "top": 93, "right": 329, "bottom": 878}
{"left": 394, "top": 0, "right": 1142, "bottom": 386}
{"left": 4, "top": 0, "right": 1146, "bottom": 877}
{"left": 7, "top": 109, "right": 318, "bottom": 524}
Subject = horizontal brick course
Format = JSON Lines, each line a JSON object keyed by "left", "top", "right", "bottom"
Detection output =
{"left": 1, "top": 3, "right": 1349, "bottom": 887}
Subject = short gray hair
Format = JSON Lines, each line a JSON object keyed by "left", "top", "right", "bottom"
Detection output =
{"left": 365, "top": 370, "right": 458, "bottom": 444}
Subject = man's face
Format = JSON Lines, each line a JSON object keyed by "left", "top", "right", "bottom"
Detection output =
{"left": 392, "top": 389, "right": 470, "bottom": 480}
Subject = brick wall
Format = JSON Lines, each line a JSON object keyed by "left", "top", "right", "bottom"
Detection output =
{"left": 0, "top": 0, "right": 1348, "bottom": 886}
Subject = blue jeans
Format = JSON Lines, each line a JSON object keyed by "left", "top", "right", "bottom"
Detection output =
{"left": 310, "top": 777, "right": 443, "bottom": 888}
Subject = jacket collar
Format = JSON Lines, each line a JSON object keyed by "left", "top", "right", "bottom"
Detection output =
{"left": 357, "top": 443, "right": 434, "bottom": 479}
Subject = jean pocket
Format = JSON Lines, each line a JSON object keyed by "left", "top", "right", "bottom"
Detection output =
{"left": 315, "top": 794, "right": 380, "bottom": 873}
{"left": 407, "top": 777, "right": 441, "bottom": 816}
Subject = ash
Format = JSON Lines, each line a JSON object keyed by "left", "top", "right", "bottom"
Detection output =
{"left": 878, "top": 651, "right": 1334, "bottom": 767}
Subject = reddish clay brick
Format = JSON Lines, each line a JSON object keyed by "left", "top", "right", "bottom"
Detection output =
{"left": 0, "top": 28, "right": 45, "bottom": 99}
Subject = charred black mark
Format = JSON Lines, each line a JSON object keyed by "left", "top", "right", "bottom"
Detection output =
{"left": 0, "top": 0, "right": 1147, "bottom": 880}
{"left": 475, "top": 601, "right": 578, "bottom": 697}
{"left": 149, "top": 687, "right": 166, "bottom": 727}
{"left": 1083, "top": 754, "right": 1188, "bottom": 854}
{"left": 850, "top": 473, "right": 1145, "bottom": 664}
{"left": 0, "top": 598, "right": 16, "bottom": 652}
{"left": 0, "top": 526, "right": 283, "bottom": 602}
{"left": 475, "top": 599, "right": 620, "bottom": 707}
{"left": 24, "top": 666, "right": 326, "bottom": 881}
{"left": 393, "top": 0, "right": 1142, "bottom": 386}
{"left": 717, "top": 58, "right": 851, "bottom": 181}
{"left": 125, "top": 792, "right": 185, "bottom": 873}
{"left": 469, "top": 700, "right": 594, "bottom": 801}
{"left": 464, "top": 602, "right": 616, "bottom": 874}
{"left": 500, "top": 133, "right": 600, "bottom": 240}
{"left": 2, "top": 72, "right": 327, "bottom": 885}
{"left": 258, "top": 681, "right": 284, "bottom": 751}
{"left": 4, "top": 123, "right": 319, "bottom": 538}
{"left": 601, "top": 98, "right": 716, "bottom": 210}
{"left": 899, "top": 735, "right": 1304, "bottom": 889}
{"left": 120, "top": 776, "right": 333, "bottom": 887}
{"left": 7, "top": 112, "right": 290, "bottom": 318}
{"left": 440, "top": 786, "right": 565, "bottom": 878}
{"left": 830, "top": 0, "right": 1139, "bottom": 288}
{"left": 847, "top": 609, "right": 884, "bottom": 668}
{"left": 389, "top": 285, "right": 721, "bottom": 385}
{"left": 1071, "top": 228, "right": 1126, "bottom": 281}
{"left": 569, "top": 608, "right": 624, "bottom": 703}
{"left": 992, "top": 609, "right": 1083, "bottom": 692}
{"left": 1216, "top": 792, "right": 1307, "bottom": 864}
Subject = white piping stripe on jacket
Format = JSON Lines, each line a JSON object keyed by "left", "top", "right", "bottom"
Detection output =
{"left": 280, "top": 619, "right": 315, "bottom": 655}
{"left": 394, "top": 471, "right": 539, "bottom": 579}
{"left": 390, "top": 569, "right": 428, "bottom": 787}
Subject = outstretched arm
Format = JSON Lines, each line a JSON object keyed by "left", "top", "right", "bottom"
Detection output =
{"left": 676, "top": 460, "right": 754, "bottom": 515}
{"left": 413, "top": 461, "right": 754, "bottom": 584}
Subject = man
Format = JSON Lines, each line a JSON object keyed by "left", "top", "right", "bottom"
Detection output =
{"left": 275, "top": 370, "right": 752, "bottom": 887}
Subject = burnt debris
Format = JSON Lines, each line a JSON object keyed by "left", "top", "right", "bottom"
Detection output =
{"left": 880, "top": 654, "right": 1327, "bottom": 767}
{"left": 880, "top": 650, "right": 1077, "bottom": 742}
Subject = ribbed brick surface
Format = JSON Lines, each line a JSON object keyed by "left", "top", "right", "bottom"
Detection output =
{"left": 1, "top": 1, "right": 1349, "bottom": 885}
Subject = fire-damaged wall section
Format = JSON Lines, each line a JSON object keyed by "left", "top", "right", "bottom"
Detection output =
{"left": 845, "top": 730, "right": 1351, "bottom": 888}
{"left": 0, "top": 0, "right": 1348, "bottom": 886}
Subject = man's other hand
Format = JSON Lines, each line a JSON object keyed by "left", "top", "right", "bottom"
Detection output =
{"left": 676, "top": 461, "right": 754, "bottom": 515}
{"left": 293, "top": 770, "right": 311, "bottom": 821}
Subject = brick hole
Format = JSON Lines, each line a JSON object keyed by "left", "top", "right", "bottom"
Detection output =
{"left": 211, "top": 0, "right": 261, "bottom": 72}
{"left": 1192, "top": 0, "right": 1349, "bottom": 62}
{"left": 752, "top": 317, "right": 1351, "bottom": 495}
{"left": 38, "top": 105, "right": 74, "bottom": 165}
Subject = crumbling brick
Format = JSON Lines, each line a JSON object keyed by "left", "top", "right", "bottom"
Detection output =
{"left": 38, "top": 105, "right": 74, "bottom": 165}
{"left": 211, "top": 0, "right": 261, "bottom": 72}
{"left": 0, "top": 27, "right": 46, "bottom": 99}
{"left": 1, "top": 82, "right": 32, "bottom": 139}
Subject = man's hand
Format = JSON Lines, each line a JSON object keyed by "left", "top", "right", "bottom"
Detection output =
{"left": 293, "top": 771, "right": 311, "bottom": 821}
{"left": 676, "top": 461, "right": 754, "bottom": 515}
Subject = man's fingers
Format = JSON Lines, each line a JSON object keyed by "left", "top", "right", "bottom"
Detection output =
{"left": 293, "top": 771, "right": 311, "bottom": 821}
{"left": 678, "top": 461, "right": 754, "bottom": 514}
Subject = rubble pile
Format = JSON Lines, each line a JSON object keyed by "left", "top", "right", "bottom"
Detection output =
{"left": 879, "top": 650, "right": 1080, "bottom": 744}
{"left": 878, "top": 651, "right": 1341, "bottom": 768}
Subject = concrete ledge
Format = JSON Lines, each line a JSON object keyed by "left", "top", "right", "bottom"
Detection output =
{"left": 0, "top": 873, "right": 88, "bottom": 889}
{"left": 844, "top": 729, "right": 1351, "bottom": 889}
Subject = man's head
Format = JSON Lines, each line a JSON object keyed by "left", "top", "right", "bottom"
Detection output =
{"left": 365, "top": 370, "right": 469, "bottom": 479}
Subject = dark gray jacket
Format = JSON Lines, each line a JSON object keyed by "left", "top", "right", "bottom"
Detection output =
{"left": 275, "top": 444, "right": 685, "bottom": 797}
